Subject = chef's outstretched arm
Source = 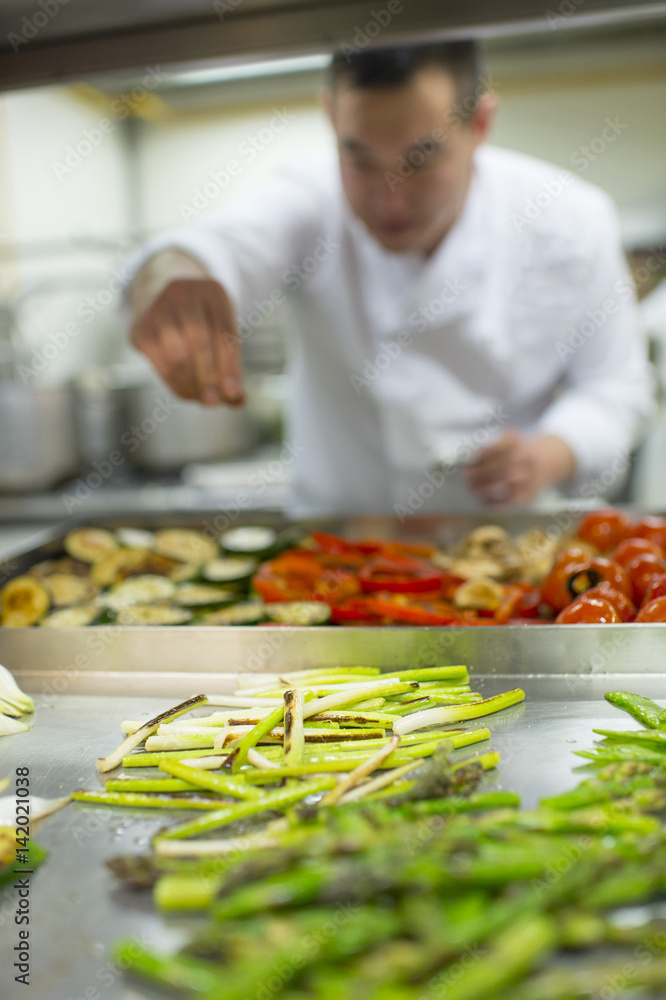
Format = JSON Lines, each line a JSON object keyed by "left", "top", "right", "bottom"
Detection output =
{"left": 129, "top": 249, "right": 243, "bottom": 406}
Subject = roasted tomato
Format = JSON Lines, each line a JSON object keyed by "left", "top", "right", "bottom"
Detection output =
{"left": 583, "top": 583, "right": 636, "bottom": 622}
{"left": 632, "top": 516, "right": 666, "bottom": 553}
{"left": 624, "top": 552, "right": 666, "bottom": 606}
{"left": 613, "top": 537, "right": 664, "bottom": 567}
{"left": 641, "top": 574, "right": 666, "bottom": 607}
{"left": 555, "top": 595, "right": 621, "bottom": 624}
{"left": 635, "top": 596, "right": 666, "bottom": 622}
{"left": 541, "top": 553, "right": 629, "bottom": 612}
{"left": 576, "top": 509, "right": 631, "bottom": 553}
{"left": 541, "top": 548, "right": 594, "bottom": 611}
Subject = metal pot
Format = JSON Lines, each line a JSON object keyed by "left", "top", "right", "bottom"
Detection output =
{"left": 0, "top": 382, "right": 78, "bottom": 492}
{"left": 125, "top": 378, "right": 262, "bottom": 471}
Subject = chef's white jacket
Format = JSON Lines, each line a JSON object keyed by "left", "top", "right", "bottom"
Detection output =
{"left": 127, "top": 144, "right": 654, "bottom": 517}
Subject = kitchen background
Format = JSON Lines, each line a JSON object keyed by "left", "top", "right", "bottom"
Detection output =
{"left": 0, "top": 15, "right": 665, "bottom": 550}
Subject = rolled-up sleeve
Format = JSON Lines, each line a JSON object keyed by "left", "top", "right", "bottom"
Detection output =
{"left": 535, "top": 196, "right": 655, "bottom": 488}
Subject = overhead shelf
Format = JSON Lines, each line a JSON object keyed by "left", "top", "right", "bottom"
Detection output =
{"left": 0, "top": 0, "right": 666, "bottom": 91}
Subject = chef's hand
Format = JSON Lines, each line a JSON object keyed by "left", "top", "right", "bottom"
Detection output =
{"left": 465, "top": 431, "right": 576, "bottom": 505}
{"left": 131, "top": 278, "right": 244, "bottom": 406}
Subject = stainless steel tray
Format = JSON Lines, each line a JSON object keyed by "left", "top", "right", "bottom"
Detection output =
{"left": 2, "top": 510, "right": 666, "bottom": 696}
{"left": 1, "top": 671, "right": 665, "bottom": 1000}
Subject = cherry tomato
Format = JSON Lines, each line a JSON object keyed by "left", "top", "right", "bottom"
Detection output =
{"left": 555, "top": 595, "right": 621, "bottom": 624}
{"left": 541, "top": 554, "right": 629, "bottom": 612}
{"left": 583, "top": 583, "right": 636, "bottom": 622}
{"left": 541, "top": 549, "right": 594, "bottom": 611}
{"left": 625, "top": 552, "right": 666, "bottom": 606}
{"left": 632, "top": 516, "right": 666, "bottom": 552}
{"left": 635, "top": 596, "right": 666, "bottom": 623}
{"left": 576, "top": 509, "right": 631, "bottom": 553}
{"left": 641, "top": 574, "right": 666, "bottom": 607}
{"left": 613, "top": 537, "right": 664, "bottom": 567}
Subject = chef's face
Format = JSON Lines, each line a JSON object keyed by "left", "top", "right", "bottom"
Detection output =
{"left": 325, "top": 65, "right": 495, "bottom": 255}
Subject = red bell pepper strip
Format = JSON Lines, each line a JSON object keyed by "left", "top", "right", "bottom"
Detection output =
{"left": 359, "top": 554, "right": 446, "bottom": 594}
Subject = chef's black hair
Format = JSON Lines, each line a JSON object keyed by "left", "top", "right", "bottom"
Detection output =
{"left": 330, "top": 41, "right": 483, "bottom": 115}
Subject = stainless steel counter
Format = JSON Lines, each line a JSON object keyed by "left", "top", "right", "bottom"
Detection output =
{"left": 0, "top": 673, "right": 663, "bottom": 1000}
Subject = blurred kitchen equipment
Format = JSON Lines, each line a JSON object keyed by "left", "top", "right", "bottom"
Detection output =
{"left": 73, "top": 366, "right": 129, "bottom": 467}
{"left": 125, "top": 370, "right": 263, "bottom": 471}
{"left": 0, "top": 382, "right": 78, "bottom": 491}
{"left": 0, "top": 300, "right": 79, "bottom": 492}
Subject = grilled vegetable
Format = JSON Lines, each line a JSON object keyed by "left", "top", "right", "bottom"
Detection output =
{"left": 42, "top": 573, "right": 98, "bottom": 607}
{"left": 115, "top": 605, "right": 193, "bottom": 626}
{"left": 265, "top": 601, "right": 331, "bottom": 625}
{"left": 220, "top": 526, "right": 277, "bottom": 558}
{"left": 154, "top": 530, "right": 218, "bottom": 566}
{"left": 96, "top": 693, "right": 208, "bottom": 772}
{"left": 201, "top": 558, "right": 257, "bottom": 585}
{"left": 0, "top": 575, "right": 50, "bottom": 626}
{"left": 91, "top": 548, "right": 154, "bottom": 588}
{"left": 104, "top": 575, "right": 176, "bottom": 610}
{"left": 168, "top": 562, "right": 202, "bottom": 583}
{"left": 116, "top": 527, "right": 155, "bottom": 550}
{"left": 175, "top": 584, "right": 238, "bottom": 609}
{"left": 195, "top": 602, "right": 266, "bottom": 626}
{"left": 29, "top": 556, "right": 90, "bottom": 578}
{"left": 64, "top": 527, "right": 118, "bottom": 563}
{"left": 39, "top": 605, "right": 100, "bottom": 628}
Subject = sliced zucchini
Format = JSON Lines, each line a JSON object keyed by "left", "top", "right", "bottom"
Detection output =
{"left": 104, "top": 575, "right": 176, "bottom": 611}
{"left": 202, "top": 557, "right": 257, "bottom": 585}
{"left": 195, "top": 601, "right": 266, "bottom": 626}
{"left": 40, "top": 606, "right": 100, "bottom": 628}
{"left": 168, "top": 561, "right": 201, "bottom": 584}
{"left": 221, "top": 526, "right": 277, "bottom": 557}
{"left": 42, "top": 573, "right": 99, "bottom": 608}
{"left": 174, "top": 584, "right": 238, "bottom": 609}
{"left": 91, "top": 548, "right": 150, "bottom": 588}
{"left": 153, "top": 529, "right": 218, "bottom": 566}
{"left": 116, "top": 527, "right": 155, "bottom": 550}
{"left": 265, "top": 601, "right": 331, "bottom": 626}
{"left": 29, "top": 556, "right": 90, "bottom": 579}
{"left": 115, "top": 605, "right": 192, "bottom": 626}
{"left": 1, "top": 576, "right": 50, "bottom": 627}
{"left": 64, "top": 527, "right": 118, "bottom": 564}
{"left": 91, "top": 550, "right": 177, "bottom": 588}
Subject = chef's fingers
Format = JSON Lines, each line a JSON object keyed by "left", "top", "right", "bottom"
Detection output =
{"left": 132, "top": 317, "right": 196, "bottom": 400}
{"left": 205, "top": 285, "right": 244, "bottom": 405}
{"left": 158, "top": 322, "right": 199, "bottom": 399}
{"left": 179, "top": 299, "right": 221, "bottom": 406}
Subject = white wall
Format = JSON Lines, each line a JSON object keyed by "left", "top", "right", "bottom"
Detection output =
{"left": 0, "top": 86, "right": 133, "bottom": 383}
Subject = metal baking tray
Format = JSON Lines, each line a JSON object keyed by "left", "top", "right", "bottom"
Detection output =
{"left": 1, "top": 510, "right": 666, "bottom": 697}
{"left": 1, "top": 670, "right": 665, "bottom": 1000}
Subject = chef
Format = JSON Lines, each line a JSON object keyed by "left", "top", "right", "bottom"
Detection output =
{"left": 126, "top": 41, "right": 653, "bottom": 517}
